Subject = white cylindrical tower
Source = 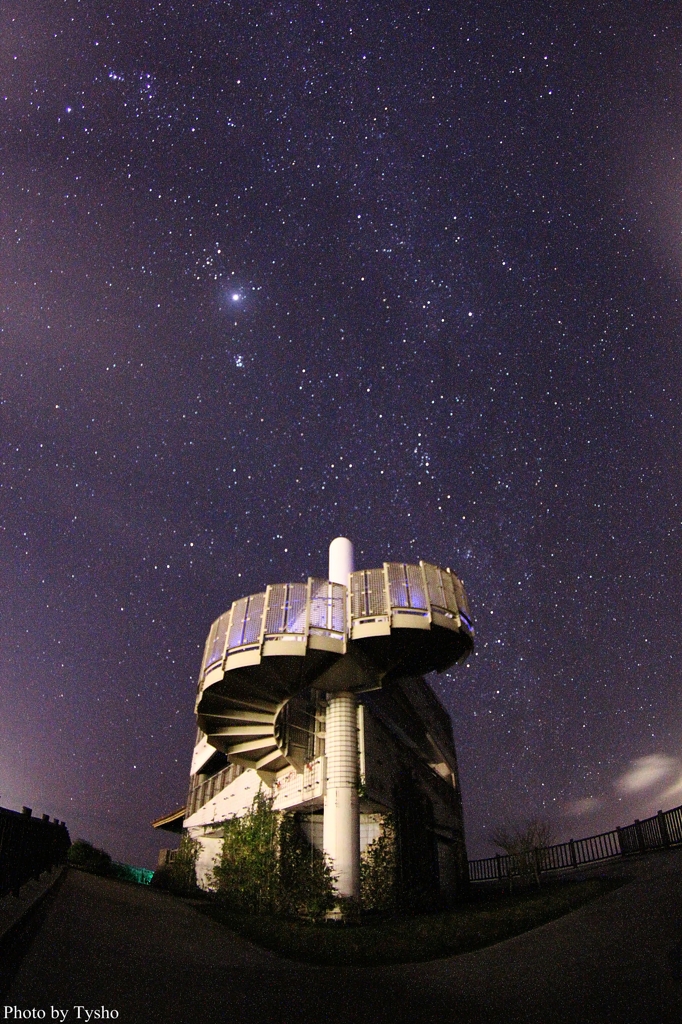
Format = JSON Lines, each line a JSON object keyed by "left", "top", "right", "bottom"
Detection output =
{"left": 324, "top": 537, "right": 360, "bottom": 914}
{"left": 328, "top": 535, "right": 354, "bottom": 587}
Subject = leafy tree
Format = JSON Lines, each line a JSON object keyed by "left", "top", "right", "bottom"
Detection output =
{"left": 170, "top": 832, "right": 200, "bottom": 892}
{"left": 212, "top": 790, "right": 280, "bottom": 913}
{"left": 491, "top": 819, "right": 554, "bottom": 889}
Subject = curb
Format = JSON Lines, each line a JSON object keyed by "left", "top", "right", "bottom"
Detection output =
{"left": 0, "top": 865, "right": 68, "bottom": 997}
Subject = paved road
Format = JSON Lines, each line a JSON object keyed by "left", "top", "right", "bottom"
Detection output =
{"left": 6, "top": 861, "right": 682, "bottom": 1024}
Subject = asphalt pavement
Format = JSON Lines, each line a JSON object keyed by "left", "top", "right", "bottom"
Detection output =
{"left": 5, "top": 858, "right": 682, "bottom": 1024}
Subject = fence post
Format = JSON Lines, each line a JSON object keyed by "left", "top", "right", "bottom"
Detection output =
{"left": 658, "top": 810, "right": 671, "bottom": 849}
{"left": 616, "top": 826, "right": 626, "bottom": 855}
{"left": 13, "top": 809, "right": 32, "bottom": 895}
{"left": 569, "top": 839, "right": 577, "bottom": 869}
{"left": 634, "top": 819, "right": 644, "bottom": 853}
{"left": 496, "top": 853, "right": 502, "bottom": 881}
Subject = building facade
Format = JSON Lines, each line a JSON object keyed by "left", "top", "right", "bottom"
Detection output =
{"left": 182, "top": 673, "right": 469, "bottom": 900}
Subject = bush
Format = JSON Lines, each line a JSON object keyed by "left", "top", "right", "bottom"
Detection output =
{"left": 211, "top": 792, "right": 335, "bottom": 919}
{"left": 67, "top": 840, "right": 113, "bottom": 876}
{"left": 278, "top": 812, "right": 336, "bottom": 919}
{"left": 68, "top": 841, "right": 154, "bottom": 886}
{"left": 151, "top": 833, "right": 199, "bottom": 894}
{"left": 150, "top": 865, "right": 173, "bottom": 890}
{"left": 111, "top": 862, "right": 154, "bottom": 885}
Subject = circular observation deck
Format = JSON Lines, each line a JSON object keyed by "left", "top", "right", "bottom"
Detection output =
{"left": 195, "top": 561, "right": 473, "bottom": 776}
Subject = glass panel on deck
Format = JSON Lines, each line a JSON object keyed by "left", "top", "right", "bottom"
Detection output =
{"left": 422, "top": 562, "right": 446, "bottom": 611}
{"left": 367, "top": 568, "right": 388, "bottom": 615}
{"left": 406, "top": 564, "right": 428, "bottom": 609}
{"left": 309, "top": 579, "right": 329, "bottom": 629}
{"left": 265, "top": 584, "right": 287, "bottom": 634}
{"left": 285, "top": 583, "right": 307, "bottom": 633}
{"left": 350, "top": 571, "right": 367, "bottom": 619}
{"left": 451, "top": 576, "right": 471, "bottom": 618}
{"left": 330, "top": 582, "right": 346, "bottom": 633}
{"left": 206, "top": 610, "right": 230, "bottom": 668}
{"left": 227, "top": 597, "right": 249, "bottom": 649}
{"left": 441, "top": 572, "right": 459, "bottom": 615}
{"left": 387, "top": 563, "right": 409, "bottom": 608}
{"left": 242, "top": 592, "right": 265, "bottom": 644}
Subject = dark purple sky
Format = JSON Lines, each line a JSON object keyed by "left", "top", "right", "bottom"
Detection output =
{"left": 1, "top": 1, "right": 681, "bottom": 868}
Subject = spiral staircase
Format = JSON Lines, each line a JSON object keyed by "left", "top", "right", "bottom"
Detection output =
{"left": 194, "top": 560, "right": 474, "bottom": 780}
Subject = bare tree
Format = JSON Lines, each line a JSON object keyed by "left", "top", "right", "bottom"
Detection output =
{"left": 491, "top": 819, "right": 554, "bottom": 889}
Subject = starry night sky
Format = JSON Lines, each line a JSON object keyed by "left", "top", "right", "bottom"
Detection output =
{"left": 1, "top": 1, "right": 681, "bottom": 868}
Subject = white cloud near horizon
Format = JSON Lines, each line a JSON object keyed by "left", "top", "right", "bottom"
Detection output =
{"left": 614, "top": 754, "right": 679, "bottom": 795}
{"left": 659, "top": 773, "right": 682, "bottom": 803}
{"left": 564, "top": 796, "right": 603, "bottom": 817}
{"left": 565, "top": 753, "right": 682, "bottom": 820}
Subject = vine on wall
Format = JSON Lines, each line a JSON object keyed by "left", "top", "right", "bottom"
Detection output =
{"left": 360, "top": 814, "right": 397, "bottom": 911}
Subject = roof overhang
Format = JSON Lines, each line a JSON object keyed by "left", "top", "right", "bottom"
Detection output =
{"left": 151, "top": 807, "right": 186, "bottom": 833}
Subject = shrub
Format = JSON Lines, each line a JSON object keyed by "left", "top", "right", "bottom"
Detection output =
{"left": 212, "top": 791, "right": 280, "bottom": 912}
{"left": 67, "top": 840, "right": 113, "bottom": 876}
{"left": 151, "top": 833, "right": 199, "bottom": 894}
{"left": 278, "top": 812, "right": 336, "bottom": 919}
{"left": 211, "top": 792, "right": 335, "bottom": 919}
{"left": 111, "top": 862, "right": 154, "bottom": 885}
{"left": 361, "top": 815, "right": 397, "bottom": 911}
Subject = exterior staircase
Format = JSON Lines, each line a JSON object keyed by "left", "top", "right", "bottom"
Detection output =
{"left": 194, "top": 563, "right": 473, "bottom": 781}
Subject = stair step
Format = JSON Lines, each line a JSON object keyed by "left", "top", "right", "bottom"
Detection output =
{"left": 226, "top": 737, "right": 278, "bottom": 756}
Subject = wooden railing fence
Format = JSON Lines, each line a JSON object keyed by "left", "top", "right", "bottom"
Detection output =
{"left": 0, "top": 805, "right": 70, "bottom": 897}
{"left": 468, "top": 803, "right": 682, "bottom": 882}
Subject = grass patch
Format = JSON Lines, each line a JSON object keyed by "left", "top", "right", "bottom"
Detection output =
{"left": 193, "top": 876, "right": 626, "bottom": 965}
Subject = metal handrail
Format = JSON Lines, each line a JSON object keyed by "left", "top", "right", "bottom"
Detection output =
{"left": 468, "top": 803, "right": 682, "bottom": 882}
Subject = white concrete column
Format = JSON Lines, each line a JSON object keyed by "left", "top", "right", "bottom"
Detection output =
{"left": 323, "top": 689, "right": 360, "bottom": 908}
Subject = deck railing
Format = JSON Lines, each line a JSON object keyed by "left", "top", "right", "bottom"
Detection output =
{"left": 0, "top": 805, "right": 70, "bottom": 897}
{"left": 186, "top": 763, "right": 245, "bottom": 818}
{"left": 468, "top": 803, "right": 682, "bottom": 883}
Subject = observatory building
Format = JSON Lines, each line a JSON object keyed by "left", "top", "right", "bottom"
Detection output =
{"left": 158, "top": 539, "right": 474, "bottom": 910}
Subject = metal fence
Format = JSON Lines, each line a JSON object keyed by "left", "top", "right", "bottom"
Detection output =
{"left": 0, "top": 805, "right": 70, "bottom": 897}
{"left": 468, "top": 803, "right": 682, "bottom": 883}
